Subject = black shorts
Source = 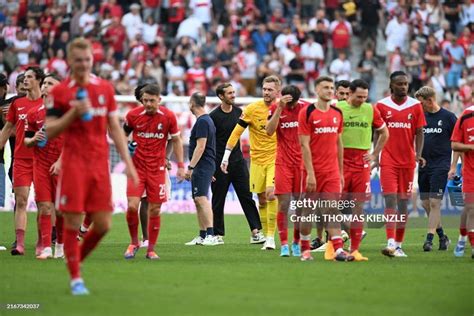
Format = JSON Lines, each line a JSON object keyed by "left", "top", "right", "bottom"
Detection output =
{"left": 418, "top": 168, "right": 449, "bottom": 200}
{"left": 191, "top": 166, "right": 214, "bottom": 198}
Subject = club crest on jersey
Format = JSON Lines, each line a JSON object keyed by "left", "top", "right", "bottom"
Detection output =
{"left": 408, "top": 113, "right": 413, "bottom": 120}
{"left": 333, "top": 117, "right": 337, "bottom": 123}
{"left": 98, "top": 95, "right": 105, "bottom": 105}
{"left": 438, "top": 120, "right": 443, "bottom": 126}
{"left": 157, "top": 123, "right": 163, "bottom": 130}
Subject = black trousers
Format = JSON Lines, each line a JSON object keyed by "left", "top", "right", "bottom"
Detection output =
{"left": 211, "top": 159, "right": 262, "bottom": 236}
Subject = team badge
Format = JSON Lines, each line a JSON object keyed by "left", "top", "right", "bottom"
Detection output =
{"left": 408, "top": 113, "right": 413, "bottom": 120}
{"left": 98, "top": 95, "right": 105, "bottom": 105}
{"left": 438, "top": 120, "right": 443, "bottom": 126}
{"left": 158, "top": 123, "right": 163, "bottom": 130}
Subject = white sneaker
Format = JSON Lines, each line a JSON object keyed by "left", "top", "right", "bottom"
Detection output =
{"left": 261, "top": 237, "right": 276, "bottom": 250}
{"left": 250, "top": 232, "right": 266, "bottom": 244}
{"left": 394, "top": 247, "right": 408, "bottom": 257}
{"left": 215, "top": 236, "right": 224, "bottom": 245}
{"left": 202, "top": 235, "right": 219, "bottom": 246}
{"left": 36, "top": 247, "right": 53, "bottom": 260}
{"left": 185, "top": 236, "right": 204, "bottom": 246}
{"left": 54, "top": 243, "right": 64, "bottom": 259}
{"left": 311, "top": 242, "right": 327, "bottom": 253}
{"left": 140, "top": 240, "right": 149, "bottom": 248}
{"left": 341, "top": 230, "right": 349, "bottom": 242}
{"left": 0, "top": 245, "right": 6, "bottom": 251}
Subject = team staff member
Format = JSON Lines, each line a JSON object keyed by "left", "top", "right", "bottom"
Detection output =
{"left": 222, "top": 75, "right": 280, "bottom": 250}
{"left": 210, "top": 83, "right": 264, "bottom": 244}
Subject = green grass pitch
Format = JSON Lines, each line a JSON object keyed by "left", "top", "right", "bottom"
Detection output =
{"left": 0, "top": 213, "right": 472, "bottom": 316}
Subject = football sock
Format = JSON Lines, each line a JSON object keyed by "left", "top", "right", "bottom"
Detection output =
{"left": 460, "top": 228, "right": 467, "bottom": 237}
{"left": 199, "top": 230, "right": 206, "bottom": 239}
{"left": 277, "top": 211, "right": 288, "bottom": 245}
{"left": 436, "top": 227, "right": 444, "bottom": 239}
{"left": 16, "top": 229, "right": 25, "bottom": 250}
{"left": 206, "top": 227, "right": 214, "bottom": 236}
{"left": 293, "top": 226, "right": 300, "bottom": 244}
{"left": 64, "top": 228, "right": 80, "bottom": 279}
{"left": 384, "top": 208, "right": 396, "bottom": 240}
{"left": 80, "top": 229, "right": 105, "bottom": 261}
{"left": 126, "top": 208, "right": 139, "bottom": 245}
{"left": 331, "top": 236, "right": 343, "bottom": 252}
{"left": 39, "top": 214, "right": 52, "bottom": 248}
{"left": 83, "top": 213, "right": 92, "bottom": 229}
{"left": 469, "top": 231, "right": 474, "bottom": 247}
{"left": 36, "top": 213, "right": 41, "bottom": 249}
{"left": 56, "top": 216, "right": 64, "bottom": 244}
{"left": 266, "top": 199, "right": 277, "bottom": 237}
{"left": 395, "top": 213, "right": 407, "bottom": 243}
{"left": 259, "top": 204, "right": 267, "bottom": 236}
{"left": 426, "top": 233, "right": 434, "bottom": 242}
{"left": 147, "top": 215, "right": 161, "bottom": 253}
{"left": 300, "top": 234, "right": 311, "bottom": 252}
{"left": 350, "top": 228, "right": 362, "bottom": 252}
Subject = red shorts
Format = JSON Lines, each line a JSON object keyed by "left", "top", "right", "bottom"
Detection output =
{"left": 33, "top": 162, "right": 58, "bottom": 202}
{"left": 56, "top": 161, "right": 113, "bottom": 213}
{"left": 463, "top": 178, "right": 474, "bottom": 204}
{"left": 380, "top": 166, "right": 415, "bottom": 199}
{"left": 343, "top": 167, "right": 371, "bottom": 201}
{"left": 127, "top": 166, "right": 167, "bottom": 204}
{"left": 316, "top": 171, "right": 341, "bottom": 194}
{"left": 13, "top": 158, "right": 33, "bottom": 188}
{"left": 274, "top": 165, "right": 304, "bottom": 195}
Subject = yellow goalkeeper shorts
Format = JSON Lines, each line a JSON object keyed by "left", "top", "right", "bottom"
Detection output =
{"left": 249, "top": 162, "right": 275, "bottom": 193}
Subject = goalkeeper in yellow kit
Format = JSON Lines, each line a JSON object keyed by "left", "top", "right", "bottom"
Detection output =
{"left": 220, "top": 76, "right": 279, "bottom": 250}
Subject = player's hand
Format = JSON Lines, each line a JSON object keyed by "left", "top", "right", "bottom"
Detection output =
{"left": 416, "top": 155, "right": 427, "bottom": 168}
{"left": 220, "top": 160, "right": 228, "bottom": 174}
{"left": 340, "top": 176, "right": 345, "bottom": 191}
{"left": 176, "top": 167, "right": 185, "bottom": 183}
{"left": 448, "top": 167, "right": 456, "bottom": 180}
{"left": 2, "top": 105, "right": 10, "bottom": 117}
{"left": 166, "top": 159, "right": 172, "bottom": 170}
{"left": 212, "top": 176, "right": 216, "bottom": 182}
{"left": 306, "top": 173, "right": 317, "bottom": 192}
{"left": 34, "top": 130, "right": 47, "bottom": 143}
{"left": 363, "top": 152, "right": 377, "bottom": 163}
{"left": 185, "top": 169, "right": 193, "bottom": 181}
{"left": 70, "top": 99, "right": 91, "bottom": 118}
{"left": 279, "top": 94, "right": 293, "bottom": 109}
{"left": 49, "top": 159, "right": 61, "bottom": 175}
{"left": 126, "top": 161, "right": 139, "bottom": 186}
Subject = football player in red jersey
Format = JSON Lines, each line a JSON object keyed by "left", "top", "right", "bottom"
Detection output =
{"left": 375, "top": 71, "right": 426, "bottom": 258}
{"left": 24, "top": 73, "right": 64, "bottom": 260}
{"left": 266, "top": 85, "right": 307, "bottom": 258}
{"left": 298, "top": 76, "right": 354, "bottom": 262}
{"left": 0, "top": 66, "right": 44, "bottom": 256}
{"left": 45, "top": 38, "right": 138, "bottom": 295}
{"left": 123, "top": 84, "right": 185, "bottom": 260}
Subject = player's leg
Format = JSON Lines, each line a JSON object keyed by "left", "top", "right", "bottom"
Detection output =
{"left": 191, "top": 167, "right": 217, "bottom": 246}
{"left": 454, "top": 208, "right": 468, "bottom": 257}
{"left": 466, "top": 203, "right": 474, "bottom": 259}
{"left": 428, "top": 170, "right": 450, "bottom": 250}
{"left": 54, "top": 209, "right": 64, "bottom": 259}
{"left": 348, "top": 169, "right": 369, "bottom": 261}
{"left": 250, "top": 163, "right": 268, "bottom": 235}
{"left": 274, "top": 165, "right": 292, "bottom": 254}
{"left": 145, "top": 202, "right": 162, "bottom": 259}
{"left": 211, "top": 166, "right": 231, "bottom": 238}
{"left": 36, "top": 201, "right": 54, "bottom": 259}
{"left": 124, "top": 197, "right": 141, "bottom": 258}
{"left": 80, "top": 211, "right": 112, "bottom": 262}
{"left": 392, "top": 167, "right": 415, "bottom": 257}
{"left": 380, "top": 165, "right": 399, "bottom": 257}
{"left": 139, "top": 197, "right": 148, "bottom": 246}
{"left": 419, "top": 169, "right": 434, "bottom": 251}
{"left": 299, "top": 193, "right": 314, "bottom": 261}
{"left": 231, "top": 159, "right": 264, "bottom": 243}
{"left": 11, "top": 186, "right": 30, "bottom": 255}
{"left": 263, "top": 164, "right": 277, "bottom": 250}
{"left": 78, "top": 213, "right": 92, "bottom": 240}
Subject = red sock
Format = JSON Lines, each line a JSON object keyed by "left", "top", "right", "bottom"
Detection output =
{"left": 384, "top": 208, "right": 396, "bottom": 240}
{"left": 301, "top": 239, "right": 310, "bottom": 252}
{"left": 293, "top": 227, "right": 300, "bottom": 243}
{"left": 64, "top": 228, "right": 81, "bottom": 280}
{"left": 395, "top": 214, "right": 407, "bottom": 243}
{"left": 460, "top": 228, "right": 467, "bottom": 236}
{"left": 16, "top": 229, "right": 25, "bottom": 249}
{"left": 80, "top": 229, "right": 106, "bottom": 261}
{"left": 350, "top": 227, "right": 363, "bottom": 252}
{"left": 83, "top": 213, "right": 92, "bottom": 229}
{"left": 332, "top": 237, "right": 344, "bottom": 251}
{"left": 56, "top": 216, "right": 64, "bottom": 244}
{"left": 36, "top": 213, "right": 42, "bottom": 249}
{"left": 40, "top": 214, "right": 52, "bottom": 248}
{"left": 469, "top": 231, "right": 474, "bottom": 247}
{"left": 126, "top": 208, "right": 139, "bottom": 246}
{"left": 147, "top": 215, "right": 161, "bottom": 253}
{"left": 277, "top": 211, "right": 288, "bottom": 245}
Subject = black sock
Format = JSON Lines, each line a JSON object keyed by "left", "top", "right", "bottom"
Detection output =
{"left": 427, "top": 233, "right": 434, "bottom": 242}
{"left": 436, "top": 227, "right": 444, "bottom": 239}
{"left": 199, "top": 230, "right": 206, "bottom": 239}
{"left": 206, "top": 227, "right": 214, "bottom": 236}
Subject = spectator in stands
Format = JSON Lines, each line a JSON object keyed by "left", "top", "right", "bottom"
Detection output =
{"left": 357, "top": 0, "right": 382, "bottom": 49}
{"left": 309, "top": 8, "right": 330, "bottom": 32}
{"left": 79, "top": 4, "right": 97, "bottom": 36}
{"left": 142, "top": 0, "right": 161, "bottom": 23}
{"left": 445, "top": 36, "right": 466, "bottom": 95}
{"left": 121, "top": 3, "right": 144, "bottom": 41}
{"left": 176, "top": 10, "right": 205, "bottom": 44}
{"left": 329, "top": 51, "right": 351, "bottom": 81}
{"left": 385, "top": 9, "right": 409, "bottom": 55}
{"left": 443, "top": 0, "right": 462, "bottom": 34}
{"left": 301, "top": 34, "right": 324, "bottom": 94}
{"left": 100, "top": 0, "right": 123, "bottom": 19}
{"left": 236, "top": 44, "right": 258, "bottom": 96}
{"left": 189, "top": 0, "right": 213, "bottom": 31}
{"left": 13, "top": 30, "right": 32, "bottom": 66}
{"left": 329, "top": 10, "right": 352, "bottom": 59}
{"left": 251, "top": 23, "right": 273, "bottom": 62}
{"left": 357, "top": 47, "right": 378, "bottom": 102}
{"left": 405, "top": 40, "right": 424, "bottom": 94}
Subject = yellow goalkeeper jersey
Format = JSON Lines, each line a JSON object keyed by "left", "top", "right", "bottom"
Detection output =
{"left": 234, "top": 100, "right": 276, "bottom": 165}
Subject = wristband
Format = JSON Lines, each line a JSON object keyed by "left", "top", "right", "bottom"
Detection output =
{"left": 177, "top": 162, "right": 184, "bottom": 168}
{"left": 222, "top": 149, "right": 232, "bottom": 163}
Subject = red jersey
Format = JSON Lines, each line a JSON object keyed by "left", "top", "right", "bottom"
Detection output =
{"left": 7, "top": 96, "right": 42, "bottom": 159}
{"left": 105, "top": 25, "right": 126, "bottom": 53}
{"left": 269, "top": 100, "right": 308, "bottom": 167}
{"left": 451, "top": 105, "right": 474, "bottom": 181}
{"left": 48, "top": 76, "right": 117, "bottom": 167}
{"left": 26, "top": 104, "right": 64, "bottom": 167}
{"left": 375, "top": 96, "right": 426, "bottom": 168}
{"left": 125, "top": 105, "right": 179, "bottom": 169}
{"left": 298, "top": 104, "right": 343, "bottom": 173}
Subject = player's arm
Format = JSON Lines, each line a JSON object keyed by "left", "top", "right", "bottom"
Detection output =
{"left": 189, "top": 137, "right": 207, "bottom": 169}
{"left": 448, "top": 151, "right": 462, "bottom": 179}
{"left": 221, "top": 114, "right": 249, "bottom": 173}
{"left": 0, "top": 121, "right": 14, "bottom": 149}
{"left": 299, "top": 134, "right": 316, "bottom": 192}
{"left": 24, "top": 130, "right": 43, "bottom": 147}
{"left": 415, "top": 127, "right": 426, "bottom": 167}
{"left": 451, "top": 142, "right": 474, "bottom": 152}
{"left": 108, "top": 113, "right": 138, "bottom": 185}
{"left": 366, "top": 125, "right": 389, "bottom": 169}
{"left": 266, "top": 95, "right": 292, "bottom": 136}
{"left": 171, "top": 134, "right": 185, "bottom": 181}
{"left": 337, "top": 134, "right": 344, "bottom": 188}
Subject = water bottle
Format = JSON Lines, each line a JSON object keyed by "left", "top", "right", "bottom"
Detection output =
{"left": 77, "top": 88, "right": 92, "bottom": 121}
{"left": 128, "top": 141, "right": 137, "bottom": 156}
{"left": 37, "top": 126, "right": 48, "bottom": 148}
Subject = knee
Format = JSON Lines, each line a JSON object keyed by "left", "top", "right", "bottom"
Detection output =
{"left": 148, "top": 204, "right": 161, "bottom": 217}
{"left": 265, "top": 189, "right": 275, "bottom": 201}
{"left": 258, "top": 196, "right": 267, "bottom": 207}
{"left": 93, "top": 220, "right": 111, "bottom": 235}
{"left": 194, "top": 196, "right": 206, "bottom": 208}
{"left": 38, "top": 203, "right": 52, "bottom": 215}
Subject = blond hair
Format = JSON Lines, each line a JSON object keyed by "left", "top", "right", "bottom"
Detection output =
{"left": 415, "top": 86, "right": 436, "bottom": 100}
{"left": 67, "top": 37, "right": 92, "bottom": 57}
{"left": 262, "top": 75, "right": 281, "bottom": 87}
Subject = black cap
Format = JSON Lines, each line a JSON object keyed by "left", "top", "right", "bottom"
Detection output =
{"left": 0, "top": 73, "right": 8, "bottom": 87}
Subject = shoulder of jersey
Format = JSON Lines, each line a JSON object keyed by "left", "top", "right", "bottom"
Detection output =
{"left": 376, "top": 96, "right": 419, "bottom": 107}
{"left": 464, "top": 105, "right": 474, "bottom": 113}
